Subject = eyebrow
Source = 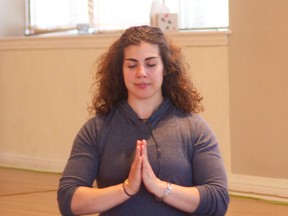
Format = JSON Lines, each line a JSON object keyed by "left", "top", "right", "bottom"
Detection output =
{"left": 124, "top": 57, "right": 159, "bottom": 62}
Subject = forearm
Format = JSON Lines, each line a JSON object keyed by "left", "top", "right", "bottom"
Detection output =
{"left": 153, "top": 180, "right": 200, "bottom": 213}
{"left": 71, "top": 183, "right": 130, "bottom": 215}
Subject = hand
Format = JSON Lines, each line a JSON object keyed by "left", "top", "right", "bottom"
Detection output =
{"left": 140, "top": 140, "right": 163, "bottom": 195}
{"left": 125, "top": 140, "right": 143, "bottom": 196}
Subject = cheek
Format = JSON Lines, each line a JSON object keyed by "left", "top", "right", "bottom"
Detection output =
{"left": 158, "top": 76, "right": 164, "bottom": 86}
{"left": 123, "top": 71, "right": 133, "bottom": 86}
{"left": 154, "top": 69, "right": 164, "bottom": 84}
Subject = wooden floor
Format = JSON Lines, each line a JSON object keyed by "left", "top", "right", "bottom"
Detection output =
{"left": 0, "top": 167, "right": 287, "bottom": 216}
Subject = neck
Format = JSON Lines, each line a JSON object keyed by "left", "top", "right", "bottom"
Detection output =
{"left": 128, "top": 96, "right": 164, "bottom": 120}
{"left": 138, "top": 117, "right": 148, "bottom": 122}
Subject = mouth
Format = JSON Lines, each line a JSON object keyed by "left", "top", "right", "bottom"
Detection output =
{"left": 135, "top": 83, "right": 150, "bottom": 89}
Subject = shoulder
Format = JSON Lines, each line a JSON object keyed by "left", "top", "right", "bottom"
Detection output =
{"left": 172, "top": 108, "right": 208, "bottom": 127}
{"left": 187, "top": 113, "right": 215, "bottom": 136}
{"left": 171, "top": 110, "right": 215, "bottom": 139}
{"left": 80, "top": 115, "right": 104, "bottom": 131}
{"left": 76, "top": 114, "right": 108, "bottom": 139}
{"left": 72, "top": 114, "right": 113, "bottom": 152}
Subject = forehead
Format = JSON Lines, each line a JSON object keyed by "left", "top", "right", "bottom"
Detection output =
{"left": 124, "top": 42, "right": 160, "bottom": 58}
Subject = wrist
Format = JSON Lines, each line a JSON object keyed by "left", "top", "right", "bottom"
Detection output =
{"left": 122, "top": 179, "right": 134, "bottom": 197}
{"left": 155, "top": 181, "right": 172, "bottom": 201}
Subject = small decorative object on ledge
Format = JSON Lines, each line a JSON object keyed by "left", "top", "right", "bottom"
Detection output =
{"left": 77, "top": 23, "right": 95, "bottom": 35}
{"left": 156, "top": 13, "right": 178, "bottom": 31}
{"left": 150, "top": 0, "right": 178, "bottom": 31}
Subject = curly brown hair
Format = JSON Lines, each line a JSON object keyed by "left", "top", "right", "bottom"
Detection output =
{"left": 89, "top": 25, "right": 203, "bottom": 116}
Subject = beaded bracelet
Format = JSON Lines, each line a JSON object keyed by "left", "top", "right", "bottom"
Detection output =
{"left": 156, "top": 181, "right": 172, "bottom": 201}
{"left": 122, "top": 179, "right": 133, "bottom": 197}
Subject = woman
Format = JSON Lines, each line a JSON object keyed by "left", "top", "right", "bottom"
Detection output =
{"left": 58, "top": 25, "right": 229, "bottom": 216}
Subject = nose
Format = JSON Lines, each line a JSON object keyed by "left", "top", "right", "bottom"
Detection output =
{"left": 136, "top": 65, "right": 147, "bottom": 78}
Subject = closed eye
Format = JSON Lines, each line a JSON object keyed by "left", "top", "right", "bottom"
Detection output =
{"left": 145, "top": 57, "right": 158, "bottom": 67}
{"left": 146, "top": 63, "right": 156, "bottom": 67}
{"left": 127, "top": 65, "right": 137, "bottom": 69}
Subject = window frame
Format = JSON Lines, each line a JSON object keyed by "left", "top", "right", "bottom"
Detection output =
{"left": 24, "top": 0, "right": 229, "bottom": 36}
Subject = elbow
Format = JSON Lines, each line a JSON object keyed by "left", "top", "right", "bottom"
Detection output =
{"left": 211, "top": 188, "right": 230, "bottom": 216}
{"left": 194, "top": 185, "right": 230, "bottom": 216}
{"left": 57, "top": 187, "right": 77, "bottom": 216}
{"left": 219, "top": 189, "right": 230, "bottom": 215}
{"left": 209, "top": 187, "right": 230, "bottom": 216}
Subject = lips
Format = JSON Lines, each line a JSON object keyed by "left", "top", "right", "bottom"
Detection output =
{"left": 135, "top": 83, "right": 150, "bottom": 89}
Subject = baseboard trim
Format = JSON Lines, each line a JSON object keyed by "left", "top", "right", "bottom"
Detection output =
{"left": 0, "top": 153, "right": 66, "bottom": 173}
{"left": 229, "top": 174, "right": 288, "bottom": 203}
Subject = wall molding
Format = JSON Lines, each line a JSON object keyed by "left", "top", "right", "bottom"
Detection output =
{"left": 1, "top": 152, "right": 287, "bottom": 204}
{"left": 0, "top": 153, "right": 66, "bottom": 173}
{"left": 229, "top": 174, "right": 288, "bottom": 203}
{"left": 0, "top": 31, "right": 230, "bottom": 51}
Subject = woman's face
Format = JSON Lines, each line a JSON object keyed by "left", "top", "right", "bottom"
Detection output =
{"left": 122, "top": 42, "right": 164, "bottom": 103}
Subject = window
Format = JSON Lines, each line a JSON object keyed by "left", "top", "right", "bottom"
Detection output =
{"left": 25, "top": 0, "right": 229, "bottom": 35}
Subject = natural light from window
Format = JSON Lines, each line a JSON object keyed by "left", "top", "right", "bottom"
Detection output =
{"left": 27, "top": 0, "right": 229, "bottom": 35}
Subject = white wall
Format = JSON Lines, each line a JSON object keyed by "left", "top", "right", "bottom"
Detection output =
{"left": 228, "top": 0, "right": 288, "bottom": 202}
{"left": 0, "top": 33, "right": 230, "bottom": 173}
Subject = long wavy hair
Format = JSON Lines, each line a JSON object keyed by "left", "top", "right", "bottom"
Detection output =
{"left": 89, "top": 25, "right": 203, "bottom": 116}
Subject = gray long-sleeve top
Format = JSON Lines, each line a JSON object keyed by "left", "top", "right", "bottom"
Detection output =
{"left": 57, "top": 98, "right": 229, "bottom": 216}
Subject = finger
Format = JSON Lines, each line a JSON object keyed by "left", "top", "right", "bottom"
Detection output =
{"left": 141, "top": 139, "right": 148, "bottom": 160}
{"left": 140, "top": 140, "right": 152, "bottom": 173}
{"left": 126, "top": 141, "right": 143, "bottom": 195}
{"left": 137, "top": 140, "right": 143, "bottom": 156}
{"left": 132, "top": 140, "right": 142, "bottom": 169}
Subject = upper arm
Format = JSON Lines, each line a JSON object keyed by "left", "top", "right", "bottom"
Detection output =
{"left": 191, "top": 116, "right": 229, "bottom": 216}
{"left": 57, "top": 118, "right": 101, "bottom": 215}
